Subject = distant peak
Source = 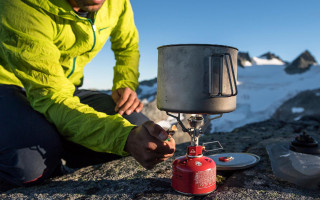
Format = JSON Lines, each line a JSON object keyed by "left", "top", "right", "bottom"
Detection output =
{"left": 285, "top": 50, "right": 318, "bottom": 74}
{"left": 237, "top": 52, "right": 252, "bottom": 67}
{"left": 300, "top": 50, "right": 317, "bottom": 63}
{"left": 259, "top": 52, "right": 282, "bottom": 61}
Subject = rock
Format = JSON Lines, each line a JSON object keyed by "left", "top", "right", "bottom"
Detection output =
{"left": 141, "top": 99, "right": 167, "bottom": 122}
{"left": 285, "top": 50, "right": 318, "bottom": 74}
{"left": 272, "top": 88, "right": 320, "bottom": 122}
{"left": 237, "top": 52, "right": 252, "bottom": 67}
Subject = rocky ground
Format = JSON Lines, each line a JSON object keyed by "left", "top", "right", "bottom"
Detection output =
{"left": 1, "top": 87, "right": 320, "bottom": 199}
{"left": 1, "top": 117, "right": 319, "bottom": 199}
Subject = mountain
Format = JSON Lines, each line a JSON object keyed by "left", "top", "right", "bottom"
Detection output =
{"left": 251, "top": 52, "right": 285, "bottom": 66}
{"left": 259, "top": 52, "right": 283, "bottom": 60}
{"left": 285, "top": 50, "right": 318, "bottom": 74}
{"left": 237, "top": 52, "right": 252, "bottom": 67}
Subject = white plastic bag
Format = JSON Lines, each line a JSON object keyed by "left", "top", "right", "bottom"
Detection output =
{"left": 266, "top": 142, "right": 320, "bottom": 189}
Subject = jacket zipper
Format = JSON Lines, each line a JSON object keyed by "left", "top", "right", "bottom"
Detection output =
{"left": 67, "top": 17, "right": 97, "bottom": 78}
{"left": 67, "top": 57, "right": 77, "bottom": 78}
{"left": 87, "top": 19, "right": 97, "bottom": 52}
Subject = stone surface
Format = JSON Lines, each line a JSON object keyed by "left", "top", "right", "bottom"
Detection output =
{"left": 285, "top": 50, "right": 318, "bottom": 74}
{"left": 273, "top": 88, "right": 320, "bottom": 122}
{"left": 1, "top": 118, "right": 320, "bottom": 199}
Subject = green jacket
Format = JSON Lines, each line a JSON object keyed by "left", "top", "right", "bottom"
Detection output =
{"left": 0, "top": 0, "right": 140, "bottom": 155}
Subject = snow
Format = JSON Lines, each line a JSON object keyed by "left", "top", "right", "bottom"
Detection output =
{"left": 211, "top": 65, "right": 320, "bottom": 132}
{"left": 141, "top": 99, "right": 149, "bottom": 104}
{"left": 294, "top": 116, "right": 302, "bottom": 121}
{"left": 291, "top": 107, "right": 304, "bottom": 113}
{"left": 252, "top": 56, "right": 285, "bottom": 65}
{"left": 243, "top": 61, "right": 252, "bottom": 67}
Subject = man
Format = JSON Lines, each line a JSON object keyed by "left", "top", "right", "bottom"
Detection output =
{"left": 0, "top": 0, "right": 175, "bottom": 186}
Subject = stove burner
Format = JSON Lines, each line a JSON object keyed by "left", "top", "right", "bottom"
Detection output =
{"left": 188, "top": 115, "right": 204, "bottom": 129}
{"left": 166, "top": 112, "right": 222, "bottom": 146}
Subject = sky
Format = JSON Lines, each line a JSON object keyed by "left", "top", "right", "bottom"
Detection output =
{"left": 82, "top": 0, "right": 320, "bottom": 90}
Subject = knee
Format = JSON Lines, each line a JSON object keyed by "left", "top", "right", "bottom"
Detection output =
{"left": 0, "top": 144, "right": 62, "bottom": 186}
{"left": 123, "top": 112, "right": 149, "bottom": 126}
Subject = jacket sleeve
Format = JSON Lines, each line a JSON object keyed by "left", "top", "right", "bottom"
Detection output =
{"left": 0, "top": 2, "right": 134, "bottom": 156}
{"left": 110, "top": 0, "right": 140, "bottom": 91}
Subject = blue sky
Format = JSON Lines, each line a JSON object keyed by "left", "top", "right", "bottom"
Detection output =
{"left": 82, "top": 0, "right": 320, "bottom": 90}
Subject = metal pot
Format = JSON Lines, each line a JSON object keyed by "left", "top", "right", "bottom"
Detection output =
{"left": 157, "top": 44, "right": 238, "bottom": 114}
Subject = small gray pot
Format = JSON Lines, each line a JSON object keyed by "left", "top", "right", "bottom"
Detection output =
{"left": 157, "top": 44, "right": 238, "bottom": 114}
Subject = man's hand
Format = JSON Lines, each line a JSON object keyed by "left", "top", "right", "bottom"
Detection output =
{"left": 111, "top": 88, "right": 143, "bottom": 115}
{"left": 124, "top": 121, "right": 176, "bottom": 170}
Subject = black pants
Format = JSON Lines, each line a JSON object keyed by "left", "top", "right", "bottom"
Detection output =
{"left": 0, "top": 84, "right": 148, "bottom": 186}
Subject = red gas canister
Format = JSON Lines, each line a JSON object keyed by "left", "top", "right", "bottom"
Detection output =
{"left": 172, "top": 146, "right": 216, "bottom": 195}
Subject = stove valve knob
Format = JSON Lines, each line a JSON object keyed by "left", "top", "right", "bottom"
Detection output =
{"left": 219, "top": 156, "right": 234, "bottom": 162}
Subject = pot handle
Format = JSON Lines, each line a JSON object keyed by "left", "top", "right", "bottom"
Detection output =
{"left": 208, "top": 53, "right": 238, "bottom": 97}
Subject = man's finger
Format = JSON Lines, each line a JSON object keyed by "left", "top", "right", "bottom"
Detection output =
{"left": 117, "top": 88, "right": 132, "bottom": 108}
{"left": 118, "top": 93, "right": 136, "bottom": 115}
{"left": 155, "top": 152, "right": 174, "bottom": 159}
{"left": 134, "top": 102, "right": 143, "bottom": 113}
{"left": 154, "top": 141, "right": 175, "bottom": 154}
{"left": 126, "top": 98, "right": 141, "bottom": 115}
{"left": 144, "top": 136, "right": 175, "bottom": 155}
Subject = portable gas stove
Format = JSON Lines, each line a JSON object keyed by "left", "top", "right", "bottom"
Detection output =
{"left": 167, "top": 113, "right": 223, "bottom": 195}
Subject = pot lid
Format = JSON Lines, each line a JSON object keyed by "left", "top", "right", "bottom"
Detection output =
{"left": 291, "top": 131, "right": 318, "bottom": 147}
{"left": 157, "top": 44, "right": 238, "bottom": 51}
{"left": 208, "top": 153, "right": 260, "bottom": 171}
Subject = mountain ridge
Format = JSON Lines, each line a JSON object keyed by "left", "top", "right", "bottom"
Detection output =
{"left": 237, "top": 49, "right": 318, "bottom": 71}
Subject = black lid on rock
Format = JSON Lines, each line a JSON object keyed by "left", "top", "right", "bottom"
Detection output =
{"left": 290, "top": 131, "right": 320, "bottom": 155}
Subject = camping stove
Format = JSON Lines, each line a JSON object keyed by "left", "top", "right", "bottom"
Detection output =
{"left": 156, "top": 44, "right": 239, "bottom": 195}
{"left": 168, "top": 113, "right": 223, "bottom": 195}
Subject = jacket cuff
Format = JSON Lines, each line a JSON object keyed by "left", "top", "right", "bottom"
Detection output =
{"left": 112, "top": 123, "right": 136, "bottom": 156}
{"left": 112, "top": 79, "right": 138, "bottom": 91}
